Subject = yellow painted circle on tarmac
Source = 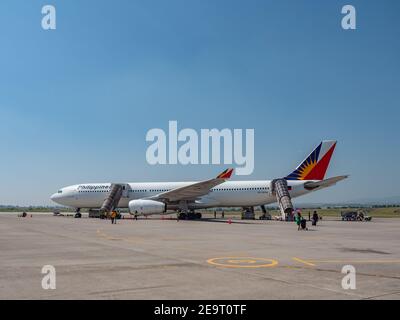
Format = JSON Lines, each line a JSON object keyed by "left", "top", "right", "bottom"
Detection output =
{"left": 207, "top": 257, "right": 278, "bottom": 268}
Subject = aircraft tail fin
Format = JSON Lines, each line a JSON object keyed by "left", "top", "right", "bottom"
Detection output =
{"left": 285, "top": 140, "right": 337, "bottom": 181}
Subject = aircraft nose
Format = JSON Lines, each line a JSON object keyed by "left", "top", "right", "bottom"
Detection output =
{"left": 51, "top": 193, "right": 59, "bottom": 202}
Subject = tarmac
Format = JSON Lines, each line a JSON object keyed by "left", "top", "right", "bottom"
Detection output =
{"left": 1, "top": 213, "right": 400, "bottom": 300}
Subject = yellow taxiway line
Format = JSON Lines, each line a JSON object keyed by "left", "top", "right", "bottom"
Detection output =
{"left": 292, "top": 257, "right": 316, "bottom": 267}
{"left": 207, "top": 257, "right": 278, "bottom": 268}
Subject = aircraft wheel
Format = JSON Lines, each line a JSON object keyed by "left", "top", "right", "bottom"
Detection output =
{"left": 178, "top": 212, "right": 187, "bottom": 220}
{"left": 185, "top": 212, "right": 195, "bottom": 220}
{"left": 195, "top": 212, "right": 202, "bottom": 219}
{"left": 74, "top": 212, "right": 82, "bottom": 218}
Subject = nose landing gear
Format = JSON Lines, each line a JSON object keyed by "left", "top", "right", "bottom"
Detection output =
{"left": 74, "top": 208, "right": 82, "bottom": 218}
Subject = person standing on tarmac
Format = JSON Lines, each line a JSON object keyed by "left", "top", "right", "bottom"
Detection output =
{"left": 295, "top": 211, "right": 302, "bottom": 230}
{"left": 111, "top": 210, "right": 117, "bottom": 224}
{"left": 312, "top": 211, "right": 319, "bottom": 226}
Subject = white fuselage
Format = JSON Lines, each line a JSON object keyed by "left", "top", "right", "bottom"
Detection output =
{"left": 51, "top": 180, "right": 313, "bottom": 211}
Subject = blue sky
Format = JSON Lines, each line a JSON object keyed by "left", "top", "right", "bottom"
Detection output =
{"left": 0, "top": 0, "right": 399, "bottom": 205}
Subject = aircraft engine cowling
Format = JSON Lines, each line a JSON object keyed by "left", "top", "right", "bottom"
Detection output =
{"left": 129, "top": 199, "right": 166, "bottom": 215}
{"left": 272, "top": 179, "right": 294, "bottom": 215}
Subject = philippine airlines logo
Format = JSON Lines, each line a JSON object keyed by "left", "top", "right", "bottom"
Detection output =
{"left": 146, "top": 121, "right": 254, "bottom": 175}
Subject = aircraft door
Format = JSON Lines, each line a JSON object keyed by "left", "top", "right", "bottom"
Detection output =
{"left": 122, "top": 184, "right": 130, "bottom": 198}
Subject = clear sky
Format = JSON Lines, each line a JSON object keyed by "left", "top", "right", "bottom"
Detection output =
{"left": 0, "top": 0, "right": 399, "bottom": 205}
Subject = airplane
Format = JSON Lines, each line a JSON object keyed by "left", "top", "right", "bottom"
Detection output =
{"left": 50, "top": 140, "right": 348, "bottom": 220}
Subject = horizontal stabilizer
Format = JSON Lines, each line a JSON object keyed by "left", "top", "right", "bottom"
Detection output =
{"left": 303, "top": 175, "right": 349, "bottom": 190}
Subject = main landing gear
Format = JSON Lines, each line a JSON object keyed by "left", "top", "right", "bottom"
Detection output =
{"left": 177, "top": 211, "right": 202, "bottom": 220}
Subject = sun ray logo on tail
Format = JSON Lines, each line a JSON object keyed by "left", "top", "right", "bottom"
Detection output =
{"left": 285, "top": 141, "right": 336, "bottom": 181}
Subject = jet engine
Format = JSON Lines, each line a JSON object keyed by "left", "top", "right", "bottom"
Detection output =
{"left": 272, "top": 179, "right": 294, "bottom": 215}
{"left": 129, "top": 199, "right": 166, "bottom": 215}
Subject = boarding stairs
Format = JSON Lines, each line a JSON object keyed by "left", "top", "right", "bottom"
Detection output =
{"left": 100, "top": 184, "right": 123, "bottom": 213}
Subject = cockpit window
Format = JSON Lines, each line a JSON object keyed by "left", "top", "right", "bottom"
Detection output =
{"left": 57, "top": 190, "right": 63, "bottom": 194}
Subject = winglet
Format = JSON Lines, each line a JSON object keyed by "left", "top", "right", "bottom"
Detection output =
{"left": 216, "top": 168, "right": 234, "bottom": 179}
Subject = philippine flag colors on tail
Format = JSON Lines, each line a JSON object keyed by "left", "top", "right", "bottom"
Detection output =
{"left": 285, "top": 140, "right": 337, "bottom": 181}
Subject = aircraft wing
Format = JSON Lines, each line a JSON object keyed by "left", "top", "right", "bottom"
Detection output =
{"left": 150, "top": 168, "right": 234, "bottom": 202}
{"left": 303, "top": 175, "right": 349, "bottom": 191}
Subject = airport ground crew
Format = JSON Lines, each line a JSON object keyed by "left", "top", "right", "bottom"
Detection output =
{"left": 214, "top": 211, "right": 217, "bottom": 219}
{"left": 222, "top": 211, "right": 225, "bottom": 219}
{"left": 312, "top": 211, "right": 319, "bottom": 226}
{"left": 111, "top": 211, "right": 117, "bottom": 224}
